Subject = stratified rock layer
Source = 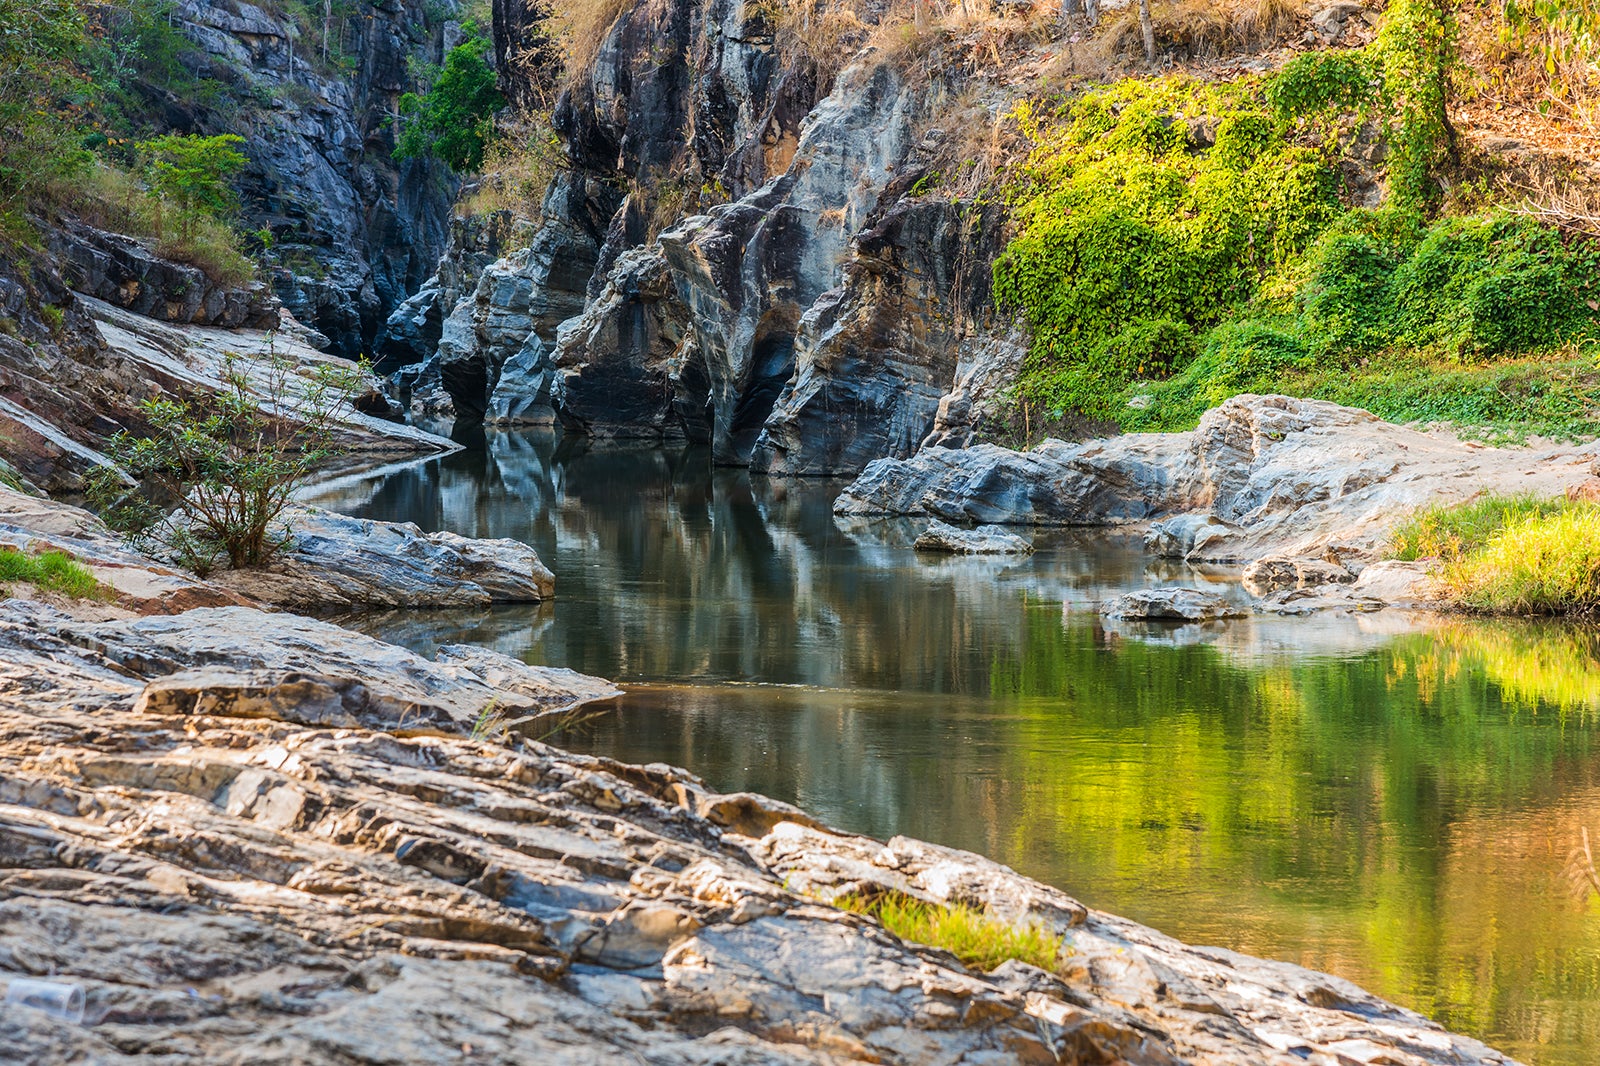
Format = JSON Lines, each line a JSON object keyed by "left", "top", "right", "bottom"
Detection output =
{"left": 216, "top": 507, "right": 556, "bottom": 610}
{"left": 0, "top": 599, "right": 1517, "bottom": 1066}
{"left": 837, "top": 394, "right": 1600, "bottom": 562}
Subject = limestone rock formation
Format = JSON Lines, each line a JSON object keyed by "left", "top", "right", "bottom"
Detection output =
{"left": 838, "top": 394, "right": 1600, "bottom": 565}
{"left": 401, "top": 0, "right": 1024, "bottom": 478}
{"left": 216, "top": 506, "right": 556, "bottom": 610}
{"left": 45, "top": 220, "right": 277, "bottom": 329}
{"left": 0, "top": 598, "right": 1516, "bottom": 1065}
{"left": 162, "top": 0, "right": 460, "bottom": 356}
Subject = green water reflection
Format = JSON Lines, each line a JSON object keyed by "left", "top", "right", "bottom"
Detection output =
{"left": 305, "top": 429, "right": 1600, "bottom": 1065}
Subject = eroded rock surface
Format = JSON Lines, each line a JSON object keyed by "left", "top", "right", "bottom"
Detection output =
{"left": 0, "top": 600, "right": 1514, "bottom": 1065}
{"left": 1101, "top": 587, "right": 1249, "bottom": 622}
{"left": 216, "top": 507, "right": 556, "bottom": 610}
{"left": 839, "top": 395, "right": 1600, "bottom": 565}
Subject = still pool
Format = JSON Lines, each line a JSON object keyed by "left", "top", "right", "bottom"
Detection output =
{"left": 305, "top": 428, "right": 1600, "bottom": 1065}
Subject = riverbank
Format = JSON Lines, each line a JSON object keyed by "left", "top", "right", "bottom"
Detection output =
{"left": 0, "top": 472, "right": 1526, "bottom": 1064}
{"left": 839, "top": 393, "right": 1600, "bottom": 614}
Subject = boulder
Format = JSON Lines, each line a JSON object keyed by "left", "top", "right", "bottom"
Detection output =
{"left": 912, "top": 519, "right": 1034, "bottom": 555}
{"left": 1242, "top": 554, "right": 1355, "bottom": 594}
{"left": 1101, "top": 587, "right": 1250, "bottom": 622}
{"left": 214, "top": 507, "right": 556, "bottom": 611}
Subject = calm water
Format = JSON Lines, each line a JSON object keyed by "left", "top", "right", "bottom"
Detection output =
{"left": 305, "top": 428, "right": 1600, "bottom": 1065}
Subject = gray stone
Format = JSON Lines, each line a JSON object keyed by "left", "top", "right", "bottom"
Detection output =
{"left": 0, "top": 589, "right": 1518, "bottom": 1066}
{"left": 913, "top": 519, "right": 1034, "bottom": 555}
{"left": 1101, "top": 587, "right": 1249, "bottom": 622}
{"left": 840, "top": 394, "right": 1600, "bottom": 567}
{"left": 213, "top": 506, "right": 555, "bottom": 611}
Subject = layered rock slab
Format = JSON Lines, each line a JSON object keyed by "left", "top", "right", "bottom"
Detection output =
{"left": 0, "top": 599, "right": 1516, "bottom": 1065}
{"left": 217, "top": 507, "right": 556, "bottom": 610}
{"left": 838, "top": 394, "right": 1600, "bottom": 563}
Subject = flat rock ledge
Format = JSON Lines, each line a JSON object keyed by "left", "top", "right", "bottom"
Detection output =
{"left": 836, "top": 394, "right": 1600, "bottom": 568}
{"left": 913, "top": 519, "right": 1034, "bottom": 555}
{"left": 216, "top": 507, "right": 557, "bottom": 610}
{"left": 0, "top": 487, "right": 556, "bottom": 614}
{"left": 0, "top": 599, "right": 1515, "bottom": 1065}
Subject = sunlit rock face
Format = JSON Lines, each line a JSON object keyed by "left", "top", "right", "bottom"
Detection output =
{"left": 836, "top": 393, "right": 1600, "bottom": 564}
{"left": 408, "top": 0, "right": 1024, "bottom": 474}
{"left": 0, "top": 592, "right": 1519, "bottom": 1066}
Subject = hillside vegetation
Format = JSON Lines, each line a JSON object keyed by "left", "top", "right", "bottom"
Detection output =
{"left": 985, "top": 0, "right": 1600, "bottom": 441}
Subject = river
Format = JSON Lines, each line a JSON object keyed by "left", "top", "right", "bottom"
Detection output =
{"left": 303, "top": 427, "right": 1600, "bottom": 1066}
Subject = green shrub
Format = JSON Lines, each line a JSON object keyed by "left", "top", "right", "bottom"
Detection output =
{"left": 87, "top": 350, "right": 363, "bottom": 573}
{"left": 394, "top": 28, "right": 503, "bottom": 173}
{"left": 0, "top": 547, "right": 105, "bottom": 599}
{"left": 996, "top": 78, "right": 1343, "bottom": 426}
{"left": 1390, "top": 214, "right": 1600, "bottom": 358}
{"left": 837, "top": 893, "right": 1065, "bottom": 973}
{"left": 1265, "top": 49, "right": 1377, "bottom": 122}
{"left": 1299, "top": 231, "right": 1401, "bottom": 353}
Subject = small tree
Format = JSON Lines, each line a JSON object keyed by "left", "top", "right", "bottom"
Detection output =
{"left": 394, "top": 29, "right": 504, "bottom": 173}
{"left": 139, "top": 132, "right": 247, "bottom": 239}
{"left": 87, "top": 347, "right": 363, "bottom": 573}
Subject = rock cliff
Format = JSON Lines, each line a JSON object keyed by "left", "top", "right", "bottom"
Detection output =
{"left": 99, "top": 0, "right": 461, "bottom": 357}
{"left": 399, "top": 0, "right": 1026, "bottom": 475}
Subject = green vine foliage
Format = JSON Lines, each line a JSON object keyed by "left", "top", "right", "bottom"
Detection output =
{"left": 993, "top": 77, "right": 1343, "bottom": 419}
{"left": 1372, "top": 0, "right": 1457, "bottom": 213}
{"left": 992, "top": 0, "right": 1600, "bottom": 441}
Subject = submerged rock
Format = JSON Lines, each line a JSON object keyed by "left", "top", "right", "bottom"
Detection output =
{"left": 1101, "top": 587, "right": 1250, "bottom": 622}
{"left": 0, "top": 599, "right": 1516, "bottom": 1066}
{"left": 913, "top": 519, "right": 1034, "bottom": 555}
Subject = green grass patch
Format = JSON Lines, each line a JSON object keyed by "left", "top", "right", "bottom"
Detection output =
{"left": 836, "top": 893, "right": 1065, "bottom": 973}
{"left": 1440, "top": 504, "right": 1600, "bottom": 615}
{"left": 1389, "top": 493, "right": 1577, "bottom": 561}
{"left": 0, "top": 547, "right": 106, "bottom": 599}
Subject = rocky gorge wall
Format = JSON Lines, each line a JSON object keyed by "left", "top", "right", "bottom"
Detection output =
{"left": 126, "top": 0, "right": 463, "bottom": 357}
{"left": 393, "top": 0, "right": 1023, "bottom": 474}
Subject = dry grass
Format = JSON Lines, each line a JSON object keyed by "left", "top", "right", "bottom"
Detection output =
{"left": 459, "top": 115, "right": 566, "bottom": 218}
{"left": 550, "top": 0, "right": 634, "bottom": 86}
{"left": 1090, "top": 0, "right": 1307, "bottom": 66}
{"left": 50, "top": 161, "right": 254, "bottom": 285}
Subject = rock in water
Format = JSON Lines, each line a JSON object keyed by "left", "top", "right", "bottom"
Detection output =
{"left": 839, "top": 394, "right": 1600, "bottom": 563}
{"left": 1101, "top": 587, "right": 1250, "bottom": 621}
{"left": 913, "top": 519, "right": 1034, "bottom": 555}
{"left": 215, "top": 507, "right": 555, "bottom": 610}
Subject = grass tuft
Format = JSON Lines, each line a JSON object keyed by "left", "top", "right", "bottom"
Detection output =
{"left": 1442, "top": 504, "right": 1600, "bottom": 615}
{"left": 0, "top": 547, "right": 106, "bottom": 599}
{"left": 836, "top": 893, "right": 1065, "bottom": 972}
{"left": 1389, "top": 493, "right": 1577, "bottom": 561}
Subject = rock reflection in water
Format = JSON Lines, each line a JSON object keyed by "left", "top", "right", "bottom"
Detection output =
{"left": 306, "top": 428, "right": 1600, "bottom": 1066}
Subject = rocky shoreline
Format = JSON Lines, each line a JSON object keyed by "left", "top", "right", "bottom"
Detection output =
{"left": 0, "top": 466, "right": 1522, "bottom": 1064}
{"left": 839, "top": 393, "right": 1600, "bottom": 614}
